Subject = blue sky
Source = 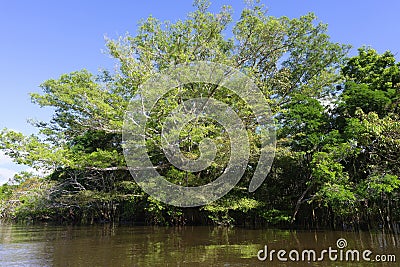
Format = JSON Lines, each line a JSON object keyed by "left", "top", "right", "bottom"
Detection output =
{"left": 1, "top": 0, "right": 400, "bottom": 183}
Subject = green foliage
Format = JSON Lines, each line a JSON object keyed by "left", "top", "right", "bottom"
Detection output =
{"left": 340, "top": 47, "right": 400, "bottom": 117}
{"left": 278, "top": 95, "right": 330, "bottom": 151}
{"left": 341, "top": 82, "right": 393, "bottom": 117}
{"left": 0, "top": 177, "right": 55, "bottom": 222}
{"left": 1, "top": 1, "right": 398, "bottom": 230}
{"left": 362, "top": 174, "right": 400, "bottom": 195}
{"left": 260, "top": 209, "right": 291, "bottom": 224}
{"left": 203, "top": 195, "right": 261, "bottom": 225}
{"left": 0, "top": 184, "right": 13, "bottom": 201}
{"left": 342, "top": 47, "right": 400, "bottom": 91}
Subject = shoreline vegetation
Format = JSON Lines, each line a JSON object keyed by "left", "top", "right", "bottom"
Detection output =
{"left": 1, "top": 1, "right": 399, "bottom": 231}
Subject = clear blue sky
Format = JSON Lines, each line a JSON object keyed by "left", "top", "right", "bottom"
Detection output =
{"left": 1, "top": 0, "right": 399, "bottom": 183}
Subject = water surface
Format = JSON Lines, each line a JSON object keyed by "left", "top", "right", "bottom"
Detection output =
{"left": 0, "top": 224, "right": 398, "bottom": 266}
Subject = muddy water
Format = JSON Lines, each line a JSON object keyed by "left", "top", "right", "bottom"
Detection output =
{"left": 0, "top": 224, "right": 398, "bottom": 266}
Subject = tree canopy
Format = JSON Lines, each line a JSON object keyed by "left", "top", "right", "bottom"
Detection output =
{"left": 0, "top": 1, "right": 399, "bottom": 230}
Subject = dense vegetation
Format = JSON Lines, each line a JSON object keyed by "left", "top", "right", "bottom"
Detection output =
{"left": 1, "top": 1, "right": 399, "bottom": 230}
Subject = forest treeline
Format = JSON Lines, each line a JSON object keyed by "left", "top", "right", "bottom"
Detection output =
{"left": 1, "top": 1, "right": 399, "bottom": 230}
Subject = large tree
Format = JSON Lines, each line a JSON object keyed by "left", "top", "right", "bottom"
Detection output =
{"left": 0, "top": 1, "right": 349, "bottom": 225}
{"left": 287, "top": 47, "right": 400, "bottom": 230}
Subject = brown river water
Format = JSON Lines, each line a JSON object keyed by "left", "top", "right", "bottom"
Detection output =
{"left": 0, "top": 224, "right": 399, "bottom": 266}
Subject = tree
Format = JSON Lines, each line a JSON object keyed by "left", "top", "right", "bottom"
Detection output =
{"left": 340, "top": 47, "right": 400, "bottom": 117}
{"left": 282, "top": 48, "right": 400, "bottom": 230}
{"left": 0, "top": 0, "right": 349, "bottom": 225}
{"left": 310, "top": 48, "right": 400, "bottom": 230}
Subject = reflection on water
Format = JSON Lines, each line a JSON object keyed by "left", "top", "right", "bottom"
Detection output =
{"left": 0, "top": 224, "right": 398, "bottom": 266}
